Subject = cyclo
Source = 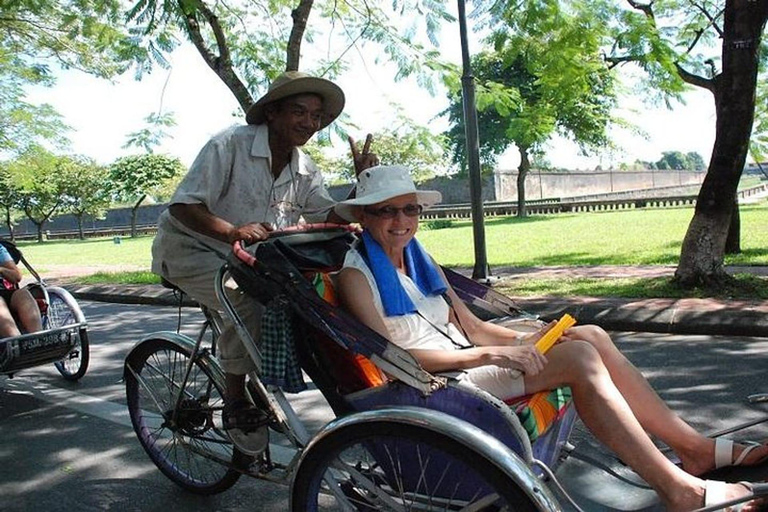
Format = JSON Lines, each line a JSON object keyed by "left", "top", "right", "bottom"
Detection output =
{"left": 123, "top": 225, "right": 768, "bottom": 511}
{"left": 0, "top": 240, "right": 90, "bottom": 381}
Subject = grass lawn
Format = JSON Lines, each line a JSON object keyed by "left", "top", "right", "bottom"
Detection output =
{"left": 418, "top": 202, "right": 768, "bottom": 267}
{"left": 11, "top": 201, "right": 768, "bottom": 299}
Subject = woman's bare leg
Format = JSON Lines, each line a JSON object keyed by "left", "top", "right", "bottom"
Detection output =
{"left": 0, "top": 298, "right": 20, "bottom": 338}
{"left": 11, "top": 289, "right": 42, "bottom": 334}
{"left": 524, "top": 341, "right": 754, "bottom": 510}
{"left": 567, "top": 325, "right": 768, "bottom": 475}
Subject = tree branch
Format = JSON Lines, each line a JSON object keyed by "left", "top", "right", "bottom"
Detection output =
{"left": 177, "top": 0, "right": 254, "bottom": 113}
{"left": 675, "top": 62, "right": 714, "bottom": 92}
{"left": 603, "top": 53, "right": 642, "bottom": 69}
{"left": 690, "top": 1, "right": 724, "bottom": 38}
{"left": 627, "top": 0, "right": 656, "bottom": 26}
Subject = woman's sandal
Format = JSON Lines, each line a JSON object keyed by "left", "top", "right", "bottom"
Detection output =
{"left": 705, "top": 480, "right": 754, "bottom": 512}
{"left": 715, "top": 438, "right": 767, "bottom": 470}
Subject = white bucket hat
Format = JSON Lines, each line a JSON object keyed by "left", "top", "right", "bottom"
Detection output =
{"left": 334, "top": 165, "right": 442, "bottom": 222}
{"left": 246, "top": 71, "right": 345, "bottom": 129}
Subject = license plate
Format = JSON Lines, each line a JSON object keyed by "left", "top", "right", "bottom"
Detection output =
{"left": 18, "top": 331, "right": 72, "bottom": 355}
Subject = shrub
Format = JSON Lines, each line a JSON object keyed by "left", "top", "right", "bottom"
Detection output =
{"left": 422, "top": 219, "right": 454, "bottom": 230}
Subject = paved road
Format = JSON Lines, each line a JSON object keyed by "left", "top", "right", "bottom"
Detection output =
{"left": 1, "top": 301, "right": 767, "bottom": 511}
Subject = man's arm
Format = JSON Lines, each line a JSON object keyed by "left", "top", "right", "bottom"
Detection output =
{"left": 349, "top": 134, "right": 380, "bottom": 177}
{"left": 322, "top": 134, "right": 380, "bottom": 224}
{"left": 169, "top": 203, "right": 272, "bottom": 244}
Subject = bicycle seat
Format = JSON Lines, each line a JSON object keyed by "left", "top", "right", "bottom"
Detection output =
{"left": 160, "top": 277, "right": 183, "bottom": 292}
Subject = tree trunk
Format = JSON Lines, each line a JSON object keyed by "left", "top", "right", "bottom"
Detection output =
{"left": 130, "top": 195, "right": 147, "bottom": 238}
{"left": 287, "top": 0, "right": 314, "bottom": 71}
{"left": 76, "top": 215, "right": 85, "bottom": 240}
{"left": 516, "top": 146, "right": 530, "bottom": 218}
{"left": 674, "top": 0, "right": 766, "bottom": 287}
{"left": 4, "top": 208, "right": 14, "bottom": 242}
{"left": 724, "top": 194, "right": 741, "bottom": 254}
{"left": 34, "top": 222, "right": 44, "bottom": 243}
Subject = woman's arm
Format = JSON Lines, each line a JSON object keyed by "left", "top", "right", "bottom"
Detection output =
{"left": 335, "top": 268, "right": 392, "bottom": 340}
{"left": 336, "top": 267, "right": 547, "bottom": 376}
{"left": 0, "top": 260, "right": 22, "bottom": 285}
{"left": 436, "top": 265, "right": 555, "bottom": 348}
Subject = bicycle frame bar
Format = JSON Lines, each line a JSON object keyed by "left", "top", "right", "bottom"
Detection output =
{"left": 212, "top": 265, "right": 310, "bottom": 447}
{"left": 213, "top": 266, "right": 264, "bottom": 374}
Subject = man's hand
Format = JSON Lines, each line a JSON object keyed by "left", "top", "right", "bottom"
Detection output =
{"left": 229, "top": 222, "right": 273, "bottom": 244}
{"left": 349, "top": 134, "right": 380, "bottom": 176}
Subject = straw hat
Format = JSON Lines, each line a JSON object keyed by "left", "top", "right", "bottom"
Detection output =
{"left": 245, "top": 71, "right": 345, "bottom": 129}
{"left": 334, "top": 166, "right": 442, "bottom": 222}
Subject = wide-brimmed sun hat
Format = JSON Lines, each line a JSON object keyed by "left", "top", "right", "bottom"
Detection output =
{"left": 334, "top": 165, "right": 442, "bottom": 222}
{"left": 246, "top": 71, "right": 345, "bottom": 129}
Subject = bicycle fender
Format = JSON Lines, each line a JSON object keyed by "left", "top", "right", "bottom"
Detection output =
{"left": 123, "top": 331, "right": 226, "bottom": 387}
{"left": 295, "top": 406, "right": 563, "bottom": 511}
{"left": 47, "top": 286, "right": 88, "bottom": 325}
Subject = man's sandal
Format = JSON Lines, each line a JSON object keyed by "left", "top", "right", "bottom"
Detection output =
{"left": 223, "top": 398, "right": 270, "bottom": 456}
{"left": 716, "top": 438, "right": 767, "bottom": 470}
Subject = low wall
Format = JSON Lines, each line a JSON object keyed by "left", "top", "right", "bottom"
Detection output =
{"left": 494, "top": 169, "right": 706, "bottom": 201}
{"left": 0, "top": 169, "right": 747, "bottom": 240}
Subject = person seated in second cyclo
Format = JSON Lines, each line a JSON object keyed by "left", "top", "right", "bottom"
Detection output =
{"left": 151, "top": 71, "right": 378, "bottom": 453}
{"left": 0, "top": 243, "right": 43, "bottom": 338}
{"left": 332, "top": 165, "right": 768, "bottom": 512}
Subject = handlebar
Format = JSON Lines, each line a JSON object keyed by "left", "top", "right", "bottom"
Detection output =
{"left": 231, "top": 223, "right": 360, "bottom": 268}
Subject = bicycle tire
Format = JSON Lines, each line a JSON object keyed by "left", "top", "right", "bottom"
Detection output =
{"left": 46, "top": 288, "right": 90, "bottom": 381}
{"left": 291, "top": 420, "right": 538, "bottom": 511}
{"left": 125, "top": 337, "right": 245, "bottom": 495}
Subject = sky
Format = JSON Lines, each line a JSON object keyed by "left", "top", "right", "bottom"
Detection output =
{"left": 23, "top": 32, "right": 719, "bottom": 174}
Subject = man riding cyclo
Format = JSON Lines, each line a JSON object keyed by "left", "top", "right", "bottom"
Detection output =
{"left": 151, "top": 71, "right": 378, "bottom": 453}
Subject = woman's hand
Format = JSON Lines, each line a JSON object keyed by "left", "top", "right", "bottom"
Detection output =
{"left": 483, "top": 345, "right": 548, "bottom": 376}
{"left": 515, "top": 320, "right": 557, "bottom": 346}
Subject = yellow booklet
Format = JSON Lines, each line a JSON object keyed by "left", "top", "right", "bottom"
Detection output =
{"left": 534, "top": 314, "right": 577, "bottom": 354}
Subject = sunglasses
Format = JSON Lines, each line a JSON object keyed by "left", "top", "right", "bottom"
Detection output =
{"left": 363, "top": 203, "right": 423, "bottom": 219}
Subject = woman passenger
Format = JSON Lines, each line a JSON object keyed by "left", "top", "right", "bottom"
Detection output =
{"left": 0, "top": 243, "right": 43, "bottom": 338}
{"left": 333, "top": 165, "right": 766, "bottom": 512}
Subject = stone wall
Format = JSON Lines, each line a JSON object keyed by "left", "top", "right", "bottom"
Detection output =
{"left": 494, "top": 169, "right": 706, "bottom": 201}
{"left": 2, "top": 203, "right": 168, "bottom": 238}
{"left": 327, "top": 175, "right": 496, "bottom": 204}
{"left": 0, "top": 169, "right": 708, "bottom": 238}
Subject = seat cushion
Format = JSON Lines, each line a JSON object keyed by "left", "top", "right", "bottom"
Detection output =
{"left": 506, "top": 387, "right": 573, "bottom": 442}
{"left": 308, "top": 272, "right": 386, "bottom": 392}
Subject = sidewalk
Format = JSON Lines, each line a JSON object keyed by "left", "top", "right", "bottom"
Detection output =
{"left": 55, "top": 264, "right": 768, "bottom": 338}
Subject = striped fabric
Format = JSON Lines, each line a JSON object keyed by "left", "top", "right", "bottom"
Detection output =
{"left": 507, "top": 387, "right": 573, "bottom": 441}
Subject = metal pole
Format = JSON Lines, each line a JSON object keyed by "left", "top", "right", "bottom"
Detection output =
{"left": 457, "top": 0, "right": 490, "bottom": 281}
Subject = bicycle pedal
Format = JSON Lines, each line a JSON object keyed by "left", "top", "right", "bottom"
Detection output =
{"left": 228, "top": 425, "right": 269, "bottom": 456}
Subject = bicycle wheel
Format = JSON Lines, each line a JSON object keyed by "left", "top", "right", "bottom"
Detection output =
{"left": 292, "top": 420, "right": 538, "bottom": 511}
{"left": 46, "top": 288, "right": 90, "bottom": 381}
{"left": 125, "top": 337, "right": 245, "bottom": 494}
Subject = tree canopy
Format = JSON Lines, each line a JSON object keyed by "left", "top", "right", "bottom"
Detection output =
{"left": 443, "top": 1, "right": 619, "bottom": 216}
{"left": 109, "top": 153, "right": 186, "bottom": 236}
{"left": 125, "top": 0, "right": 456, "bottom": 117}
{"left": 655, "top": 151, "right": 706, "bottom": 170}
{"left": 0, "top": 0, "right": 149, "bottom": 158}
